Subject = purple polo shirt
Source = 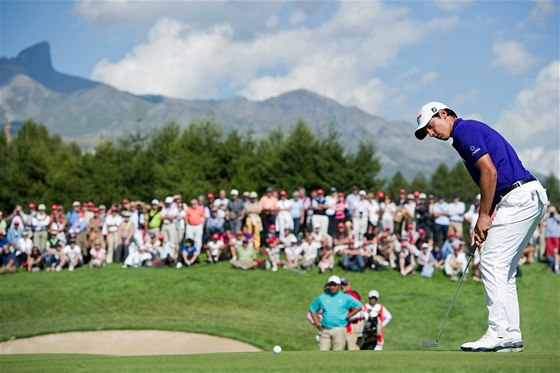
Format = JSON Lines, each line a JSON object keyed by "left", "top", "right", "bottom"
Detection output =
{"left": 451, "top": 118, "right": 532, "bottom": 196}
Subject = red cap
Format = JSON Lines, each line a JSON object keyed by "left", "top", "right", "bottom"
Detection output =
{"left": 269, "top": 224, "right": 276, "bottom": 230}
{"left": 122, "top": 199, "right": 130, "bottom": 204}
{"left": 28, "top": 203, "right": 36, "bottom": 209}
{"left": 338, "top": 192, "right": 345, "bottom": 197}
{"left": 87, "top": 201, "right": 94, "bottom": 207}
{"left": 399, "top": 188, "right": 406, "bottom": 194}
{"left": 159, "top": 234, "right": 165, "bottom": 240}
{"left": 317, "top": 188, "right": 324, "bottom": 195}
{"left": 51, "top": 204, "right": 58, "bottom": 211}
{"left": 280, "top": 190, "right": 287, "bottom": 196}
{"left": 212, "top": 233, "right": 220, "bottom": 240}
{"left": 207, "top": 193, "right": 214, "bottom": 199}
{"left": 413, "top": 190, "right": 420, "bottom": 198}
{"left": 236, "top": 230, "right": 243, "bottom": 236}
{"left": 418, "top": 228, "right": 426, "bottom": 234}
{"left": 406, "top": 223, "right": 413, "bottom": 230}
{"left": 377, "top": 191, "right": 384, "bottom": 198}
{"left": 93, "top": 207, "right": 100, "bottom": 213}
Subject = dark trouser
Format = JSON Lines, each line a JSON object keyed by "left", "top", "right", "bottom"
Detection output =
{"left": 292, "top": 218, "right": 301, "bottom": 238}
{"left": 342, "top": 254, "right": 365, "bottom": 272}
{"left": 434, "top": 224, "right": 449, "bottom": 247}
{"left": 115, "top": 244, "right": 129, "bottom": 263}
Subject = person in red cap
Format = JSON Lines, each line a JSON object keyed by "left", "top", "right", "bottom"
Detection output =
{"left": 204, "top": 232, "right": 225, "bottom": 263}
{"left": 275, "top": 190, "right": 293, "bottom": 239}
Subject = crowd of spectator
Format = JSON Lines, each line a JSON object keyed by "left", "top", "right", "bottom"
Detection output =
{"left": 1, "top": 185, "right": 559, "bottom": 276}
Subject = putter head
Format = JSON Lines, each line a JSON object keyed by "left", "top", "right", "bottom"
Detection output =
{"left": 422, "top": 341, "right": 438, "bottom": 347}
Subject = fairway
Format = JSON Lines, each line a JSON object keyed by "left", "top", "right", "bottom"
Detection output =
{"left": 1, "top": 262, "right": 559, "bottom": 372}
{"left": 2, "top": 351, "right": 559, "bottom": 373}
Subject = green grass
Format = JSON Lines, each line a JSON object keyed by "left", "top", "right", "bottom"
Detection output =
{"left": 1, "top": 261, "right": 559, "bottom": 372}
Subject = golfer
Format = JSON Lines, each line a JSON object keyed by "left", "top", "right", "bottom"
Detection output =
{"left": 309, "top": 275, "right": 363, "bottom": 350}
{"left": 415, "top": 102, "right": 548, "bottom": 352}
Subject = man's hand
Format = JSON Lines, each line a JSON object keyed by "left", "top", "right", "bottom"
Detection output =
{"left": 472, "top": 214, "right": 492, "bottom": 247}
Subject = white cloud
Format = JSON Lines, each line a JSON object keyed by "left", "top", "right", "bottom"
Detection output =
{"left": 495, "top": 61, "right": 560, "bottom": 176}
{"left": 90, "top": 1, "right": 459, "bottom": 114}
{"left": 434, "top": 0, "right": 473, "bottom": 13}
{"left": 491, "top": 40, "right": 538, "bottom": 75}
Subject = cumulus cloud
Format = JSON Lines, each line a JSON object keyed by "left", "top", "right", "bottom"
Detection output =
{"left": 495, "top": 61, "right": 560, "bottom": 176}
{"left": 491, "top": 40, "right": 538, "bottom": 75}
{"left": 90, "top": 1, "right": 458, "bottom": 114}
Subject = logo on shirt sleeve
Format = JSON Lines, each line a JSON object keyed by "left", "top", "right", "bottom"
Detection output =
{"left": 469, "top": 145, "right": 481, "bottom": 157}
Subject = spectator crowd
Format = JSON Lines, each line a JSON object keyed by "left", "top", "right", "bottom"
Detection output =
{"left": 1, "top": 185, "right": 559, "bottom": 276}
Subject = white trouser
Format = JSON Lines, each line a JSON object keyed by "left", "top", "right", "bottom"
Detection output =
{"left": 312, "top": 215, "right": 329, "bottom": 235}
{"left": 186, "top": 224, "right": 204, "bottom": 253}
{"left": 481, "top": 181, "right": 547, "bottom": 339}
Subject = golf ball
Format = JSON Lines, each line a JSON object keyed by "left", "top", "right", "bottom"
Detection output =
{"left": 273, "top": 345, "right": 282, "bottom": 354}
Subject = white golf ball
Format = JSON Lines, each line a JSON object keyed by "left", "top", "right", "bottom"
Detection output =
{"left": 273, "top": 345, "right": 282, "bottom": 354}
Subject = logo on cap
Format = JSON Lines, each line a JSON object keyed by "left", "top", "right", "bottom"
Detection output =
{"left": 431, "top": 107, "right": 438, "bottom": 113}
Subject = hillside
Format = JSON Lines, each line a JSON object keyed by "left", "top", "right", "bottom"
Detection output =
{"left": 0, "top": 42, "right": 459, "bottom": 178}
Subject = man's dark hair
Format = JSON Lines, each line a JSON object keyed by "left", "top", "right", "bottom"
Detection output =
{"left": 434, "top": 108, "right": 458, "bottom": 119}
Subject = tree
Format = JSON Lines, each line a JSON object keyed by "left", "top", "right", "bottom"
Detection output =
{"left": 543, "top": 173, "right": 559, "bottom": 206}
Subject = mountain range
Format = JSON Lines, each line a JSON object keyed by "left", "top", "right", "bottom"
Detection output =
{"left": 0, "top": 42, "right": 458, "bottom": 178}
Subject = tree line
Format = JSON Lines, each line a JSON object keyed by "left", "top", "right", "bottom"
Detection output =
{"left": 0, "top": 119, "right": 557, "bottom": 212}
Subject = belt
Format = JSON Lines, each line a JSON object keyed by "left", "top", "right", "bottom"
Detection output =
{"left": 498, "top": 176, "right": 536, "bottom": 199}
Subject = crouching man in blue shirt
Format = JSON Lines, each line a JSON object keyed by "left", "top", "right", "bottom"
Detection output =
{"left": 309, "top": 275, "right": 363, "bottom": 350}
{"left": 415, "top": 102, "right": 548, "bottom": 352}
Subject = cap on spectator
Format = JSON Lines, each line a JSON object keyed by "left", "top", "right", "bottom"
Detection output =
{"left": 415, "top": 102, "right": 449, "bottom": 139}
{"left": 22, "top": 230, "right": 28, "bottom": 235}
{"left": 93, "top": 207, "right": 99, "bottom": 213}
{"left": 452, "top": 192, "right": 460, "bottom": 199}
{"left": 230, "top": 189, "right": 239, "bottom": 196}
{"left": 207, "top": 193, "right": 214, "bottom": 199}
{"left": 14, "top": 220, "right": 19, "bottom": 225}
{"left": 330, "top": 186, "right": 337, "bottom": 193}
{"left": 327, "top": 275, "right": 341, "bottom": 285}
{"left": 422, "top": 243, "right": 430, "bottom": 249}
{"left": 212, "top": 233, "right": 220, "bottom": 240}
{"left": 317, "top": 188, "right": 324, "bottom": 195}
{"left": 406, "top": 223, "right": 413, "bottom": 230}
{"left": 123, "top": 199, "right": 130, "bottom": 204}
{"left": 122, "top": 211, "right": 130, "bottom": 218}
{"left": 377, "top": 191, "right": 384, "bottom": 199}
{"left": 280, "top": 190, "right": 287, "bottom": 197}
{"left": 243, "top": 191, "right": 250, "bottom": 197}
{"left": 68, "top": 238, "right": 76, "bottom": 244}
{"left": 236, "top": 230, "right": 243, "bottom": 236}
{"left": 407, "top": 194, "right": 414, "bottom": 200}
{"left": 438, "top": 194, "right": 445, "bottom": 199}
{"left": 266, "top": 187, "right": 274, "bottom": 193}
{"left": 88, "top": 201, "right": 94, "bottom": 207}
{"left": 159, "top": 234, "right": 165, "bottom": 240}
{"left": 448, "top": 230, "right": 456, "bottom": 237}
{"left": 165, "top": 196, "right": 173, "bottom": 204}
{"left": 359, "top": 190, "right": 366, "bottom": 196}
{"left": 293, "top": 191, "right": 301, "bottom": 197}
{"left": 368, "top": 290, "right": 380, "bottom": 299}
{"left": 399, "top": 188, "right": 406, "bottom": 194}
{"left": 340, "top": 277, "right": 349, "bottom": 285}
{"left": 419, "top": 193, "right": 427, "bottom": 199}
{"left": 249, "top": 191, "right": 258, "bottom": 198}
{"left": 290, "top": 236, "right": 297, "bottom": 244}
{"left": 151, "top": 199, "right": 159, "bottom": 205}
{"left": 418, "top": 228, "right": 426, "bottom": 234}
{"left": 51, "top": 204, "right": 58, "bottom": 211}
{"left": 99, "top": 204, "right": 107, "bottom": 210}
{"left": 338, "top": 192, "right": 345, "bottom": 198}
{"left": 29, "top": 203, "right": 36, "bottom": 209}
{"left": 73, "top": 201, "right": 80, "bottom": 207}
{"left": 428, "top": 194, "right": 435, "bottom": 199}
{"left": 269, "top": 224, "right": 276, "bottom": 231}
{"left": 413, "top": 190, "right": 420, "bottom": 198}
{"left": 38, "top": 204, "right": 46, "bottom": 211}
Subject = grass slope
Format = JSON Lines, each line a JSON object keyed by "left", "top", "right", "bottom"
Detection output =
{"left": 1, "top": 261, "right": 559, "bottom": 372}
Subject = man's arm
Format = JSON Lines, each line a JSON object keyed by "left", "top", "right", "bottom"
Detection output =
{"left": 473, "top": 153, "right": 498, "bottom": 247}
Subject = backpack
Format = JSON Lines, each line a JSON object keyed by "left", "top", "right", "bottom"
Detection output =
{"left": 360, "top": 313, "right": 378, "bottom": 350}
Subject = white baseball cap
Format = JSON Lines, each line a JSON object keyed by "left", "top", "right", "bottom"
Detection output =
{"left": 368, "top": 290, "right": 380, "bottom": 299}
{"left": 151, "top": 199, "right": 159, "bottom": 205}
{"left": 165, "top": 196, "right": 173, "bottom": 204}
{"left": 359, "top": 190, "right": 366, "bottom": 196}
{"left": 327, "top": 275, "right": 341, "bottom": 285}
{"left": 230, "top": 189, "right": 239, "bottom": 196}
{"left": 415, "top": 102, "right": 449, "bottom": 140}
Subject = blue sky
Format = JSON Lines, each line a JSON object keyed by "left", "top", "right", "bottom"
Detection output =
{"left": 1, "top": 0, "right": 559, "bottom": 176}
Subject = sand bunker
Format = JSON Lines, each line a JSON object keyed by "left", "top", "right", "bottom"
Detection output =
{"left": 0, "top": 330, "right": 261, "bottom": 356}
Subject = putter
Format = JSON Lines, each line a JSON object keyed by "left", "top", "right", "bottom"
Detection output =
{"left": 422, "top": 249, "right": 476, "bottom": 348}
